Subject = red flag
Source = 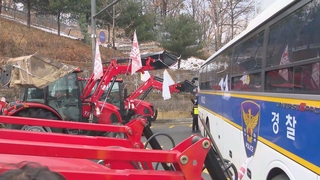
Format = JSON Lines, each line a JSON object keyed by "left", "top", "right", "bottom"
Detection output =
{"left": 312, "top": 62, "right": 320, "bottom": 88}
{"left": 234, "top": 156, "right": 253, "bottom": 180}
{"left": 93, "top": 41, "right": 103, "bottom": 80}
{"left": 130, "top": 30, "right": 142, "bottom": 75}
{"left": 279, "top": 45, "right": 290, "bottom": 81}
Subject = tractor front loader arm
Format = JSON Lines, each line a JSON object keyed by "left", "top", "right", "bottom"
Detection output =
{"left": 0, "top": 115, "right": 236, "bottom": 180}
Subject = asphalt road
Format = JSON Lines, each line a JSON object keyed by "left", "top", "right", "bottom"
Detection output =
{"left": 141, "top": 121, "right": 212, "bottom": 180}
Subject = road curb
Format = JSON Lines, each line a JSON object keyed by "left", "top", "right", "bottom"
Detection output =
{"left": 154, "top": 118, "right": 192, "bottom": 124}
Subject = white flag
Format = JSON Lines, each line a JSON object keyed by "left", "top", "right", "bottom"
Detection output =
{"left": 240, "top": 75, "right": 250, "bottom": 85}
{"left": 93, "top": 41, "right": 103, "bottom": 80}
{"left": 140, "top": 71, "right": 151, "bottom": 82}
{"left": 130, "top": 30, "right": 142, "bottom": 75}
{"left": 279, "top": 45, "right": 290, "bottom": 81}
{"left": 162, "top": 69, "right": 175, "bottom": 100}
{"left": 219, "top": 78, "right": 224, "bottom": 91}
{"left": 224, "top": 74, "right": 229, "bottom": 91}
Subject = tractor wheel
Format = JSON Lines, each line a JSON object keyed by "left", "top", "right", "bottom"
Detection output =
{"left": 8, "top": 108, "right": 61, "bottom": 133}
{"left": 102, "top": 122, "right": 125, "bottom": 138}
{"left": 87, "top": 116, "right": 125, "bottom": 138}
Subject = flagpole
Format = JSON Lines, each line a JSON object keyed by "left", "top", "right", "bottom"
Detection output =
{"left": 91, "top": 0, "right": 96, "bottom": 72}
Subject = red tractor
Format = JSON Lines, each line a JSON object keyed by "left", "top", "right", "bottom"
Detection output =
{"left": 119, "top": 75, "right": 196, "bottom": 126}
{"left": 80, "top": 75, "right": 197, "bottom": 127}
{"left": 0, "top": 51, "right": 177, "bottom": 135}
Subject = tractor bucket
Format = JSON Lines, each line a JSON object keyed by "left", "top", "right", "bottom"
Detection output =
{"left": 177, "top": 80, "right": 197, "bottom": 94}
{"left": 0, "top": 53, "right": 79, "bottom": 89}
{"left": 107, "top": 51, "right": 179, "bottom": 70}
{"left": 140, "top": 51, "right": 179, "bottom": 69}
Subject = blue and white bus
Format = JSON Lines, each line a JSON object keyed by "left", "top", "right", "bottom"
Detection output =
{"left": 198, "top": 0, "right": 320, "bottom": 179}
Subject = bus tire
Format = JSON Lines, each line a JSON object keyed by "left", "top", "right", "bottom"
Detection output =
{"left": 204, "top": 119, "right": 210, "bottom": 137}
{"left": 8, "top": 108, "right": 61, "bottom": 133}
{"left": 271, "top": 173, "right": 290, "bottom": 180}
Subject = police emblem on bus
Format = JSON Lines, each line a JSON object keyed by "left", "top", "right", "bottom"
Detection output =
{"left": 241, "top": 100, "right": 260, "bottom": 158}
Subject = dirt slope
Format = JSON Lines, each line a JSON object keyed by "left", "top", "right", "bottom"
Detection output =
{"left": 0, "top": 17, "right": 123, "bottom": 70}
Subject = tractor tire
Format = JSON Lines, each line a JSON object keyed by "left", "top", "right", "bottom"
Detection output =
{"left": 87, "top": 116, "right": 125, "bottom": 138}
{"left": 271, "top": 174, "right": 290, "bottom": 180}
{"left": 102, "top": 122, "right": 125, "bottom": 138}
{"left": 8, "top": 108, "right": 61, "bottom": 133}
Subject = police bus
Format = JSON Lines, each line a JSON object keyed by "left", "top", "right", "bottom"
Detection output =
{"left": 197, "top": 0, "right": 320, "bottom": 179}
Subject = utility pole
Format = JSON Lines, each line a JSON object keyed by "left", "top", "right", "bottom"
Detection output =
{"left": 91, "top": 0, "right": 122, "bottom": 73}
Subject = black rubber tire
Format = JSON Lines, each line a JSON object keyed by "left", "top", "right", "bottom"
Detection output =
{"left": 87, "top": 116, "right": 125, "bottom": 138}
{"left": 271, "top": 174, "right": 290, "bottom": 180}
{"left": 8, "top": 108, "right": 61, "bottom": 133}
{"left": 204, "top": 120, "right": 210, "bottom": 137}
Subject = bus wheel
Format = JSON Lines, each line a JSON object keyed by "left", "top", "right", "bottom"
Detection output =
{"left": 271, "top": 174, "right": 290, "bottom": 180}
{"left": 9, "top": 108, "right": 61, "bottom": 133}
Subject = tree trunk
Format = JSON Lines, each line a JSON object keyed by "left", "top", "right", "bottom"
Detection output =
{"left": 0, "top": 0, "right": 2, "bottom": 15}
{"left": 230, "top": 0, "right": 234, "bottom": 39}
{"left": 112, "top": 5, "right": 115, "bottom": 48}
{"left": 57, "top": 10, "right": 61, "bottom": 36}
{"left": 107, "top": 24, "right": 110, "bottom": 44}
{"left": 162, "top": 0, "right": 167, "bottom": 17}
{"left": 27, "top": 0, "right": 31, "bottom": 27}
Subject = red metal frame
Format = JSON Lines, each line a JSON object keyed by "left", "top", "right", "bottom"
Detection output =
{"left": 125, "top": 75, "right": 181, "bottom": 116}
{"left": 0, "top": 116, "right": 210, "bottom": 180}
{"left": 0, "top": 116, "right": 145, "bottom": 147}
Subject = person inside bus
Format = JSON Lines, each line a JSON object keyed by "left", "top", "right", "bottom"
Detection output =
{"left": 0, "top": 162, "right": 66, "bottom": 180}
{"left": 190, "top": 93, "right": 199, "bottom": 133}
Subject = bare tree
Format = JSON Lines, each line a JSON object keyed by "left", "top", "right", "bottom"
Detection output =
{"left": 206, "top": 0, "right": 255, "bottom": 51}
{"left": 207, "top": 0, "right": 229, "bottom": 51}
{"left": 185, "top": 0, "right": 212, "bottom": 48}
{"left": 226, "top": 0, "right": 255, "bottom": 39}
{"left": 148, "top": 0, "right": 185, "bottom": 17}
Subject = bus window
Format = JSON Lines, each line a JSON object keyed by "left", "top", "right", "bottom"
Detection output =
{"left": 267, "top": 1, "right": 320, "bottom": 67}
{"left": 232, "top": 31, "right": 264, "bottom": 74}
{"left": 266, "top": 63, "right": 320, "bottom": 93}
{"left": 199, "top": 66, "right": 207, "bottom": 89}
{"left": 232, "top": 73, "right": 261, "bottom": 91}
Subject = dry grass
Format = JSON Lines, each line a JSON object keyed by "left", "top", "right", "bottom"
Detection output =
{"left": 0, "top": 17, "right": 123, "bottom": 69}
{"left": 157, "top": 111, "right": 192, "bottom": 119}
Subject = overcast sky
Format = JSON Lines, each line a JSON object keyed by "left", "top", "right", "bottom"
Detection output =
{"left": 260, "top": 0, "right": 277, "bottom": 12}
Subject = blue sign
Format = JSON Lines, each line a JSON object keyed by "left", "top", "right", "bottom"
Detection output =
{"left": 99, "top": 31, "right": 106, "bottom": 44}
